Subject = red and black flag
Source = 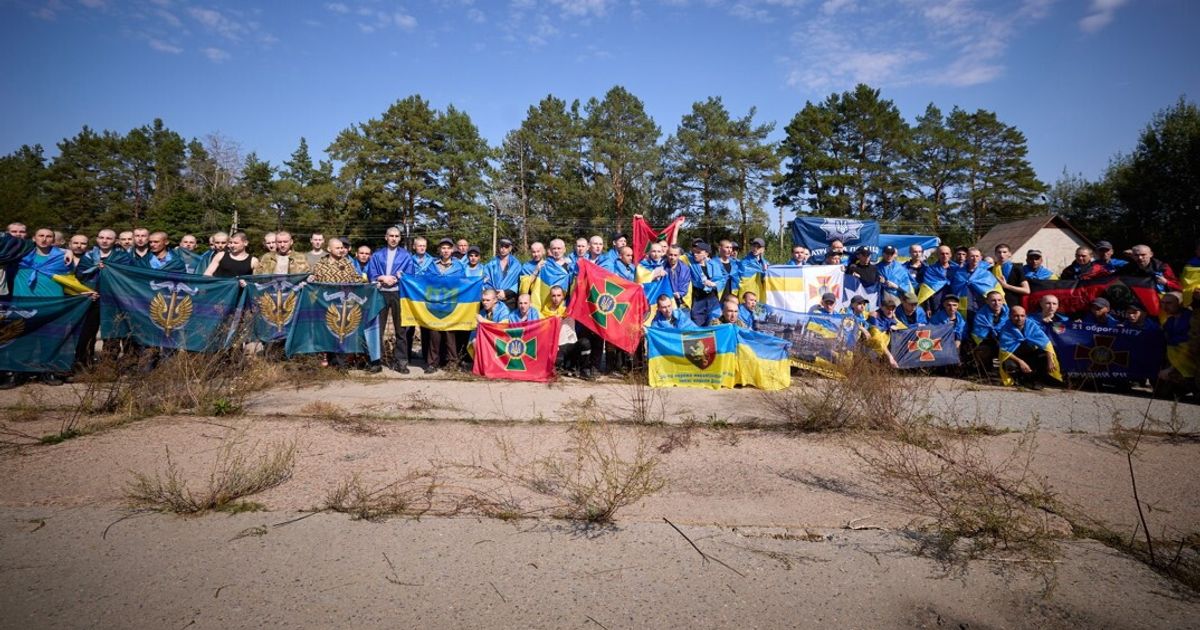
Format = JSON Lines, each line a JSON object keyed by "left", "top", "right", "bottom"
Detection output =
{"left": 567, "top": 259, "right": 648, "bottom": 353}
{"left": 1024, "top": 275, "right": 1159, "bottom": 317}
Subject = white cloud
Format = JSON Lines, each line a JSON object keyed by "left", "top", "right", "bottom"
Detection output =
{"left": 148, "top": 38, "right": 183, "bottom": 54}
{"left": 548, "top": 0, "right": 613, "bottom": 17}
{"left": 187, "top": 6, "right": 249, "bottom": 40}
{"left": 155, "top": 8, "right": 181, "bottom": 27}
{"left": 201, "top": 46, "right": 230, "bottom": 62}
{"left": 467, "top": 7, "right": 485, "bottom": 23}
{"left": 781, "top": 0, "right": 1053, "bottom": 91}
{"left": 1080, "top": 0, "right": 1127, "bottom": 33}
{"left": 394, "top": 11, "right": 417, "bottom": 29}
{"left": 325, "top": 2, "right": 349, "bottom": 13}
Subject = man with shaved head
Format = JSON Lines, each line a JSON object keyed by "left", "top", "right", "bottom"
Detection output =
{"left": 997, "top": 305, "right": 1056, "bottom": 390}
{"left": 1119, "top": 244, "right": 1181, "bottom": 293}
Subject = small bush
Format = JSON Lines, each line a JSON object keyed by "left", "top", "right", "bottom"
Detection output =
{"left": 764, "top": 355, "right": 931, "bottom": 433}
{"left": 126, "top": 438, "right": 297, "bottom": 514}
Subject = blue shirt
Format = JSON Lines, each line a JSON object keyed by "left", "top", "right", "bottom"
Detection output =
{"left": 1022, "top": 264, "right": 1053, "bottom": 280}
{"left": 896, "top": 306, "right": 928, "bottom": 327}
{"left": 930, "top": 309, "right": 967, "bottom": 341}
{"left": 481, "top": 301, "right": 512, "bottom": 323}
{"left": 506, "top": 307, "right": 540, "bottom": 323}
{"left": 971, "top": 305, "right": 1011, "bottom": 342}
{"left": 651, "top": 309, "right": 697, "bottom": 330}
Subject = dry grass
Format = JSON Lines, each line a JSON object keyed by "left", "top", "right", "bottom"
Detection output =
{"left": 324, "top": 471, "right": 469, "bottom": 521}
{"left": 763, "top": 355, "right": 933, "bottom": 433}
{"left": 126, "top": 437, "right": 297, "bottom": 514}
{"left": 856, "top": 419, "right": 1065, "bottom": 565}
{"left": 299, "top": 401, "right": 381, "bottom": 436}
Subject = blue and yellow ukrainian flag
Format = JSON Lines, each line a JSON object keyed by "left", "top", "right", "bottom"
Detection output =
{"left": 734, "top": 328, "right": 791, "bottom": 390}
{"left": 646, "top": 324, "right": 737, "bottom": 389}
{"left": 1181, "top": 259, "right": 1200, "bottom": 307}
{"left": 915, "top": 264, "right": 949, "bottom": 305}
{"left": 400, "top": 274, "right": 483, "bottom": 331}
{"left": 997, "top": 320, "right": 1062, "bottom": 386}
{"left": 520, "top": 262, "right": 570, "bottom": 311}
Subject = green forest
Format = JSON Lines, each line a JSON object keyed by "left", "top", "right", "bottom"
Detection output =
{"left": 2, "top": 84, "right": 1196, "bottom": 263}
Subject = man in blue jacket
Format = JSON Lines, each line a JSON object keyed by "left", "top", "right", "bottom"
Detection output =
{"left": 366, "top": 227, "right": 414, "bottom": 374}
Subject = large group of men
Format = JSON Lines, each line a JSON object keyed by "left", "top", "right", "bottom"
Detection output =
{"left": 2, "top": 219, "right": 1198, "bottom": 398}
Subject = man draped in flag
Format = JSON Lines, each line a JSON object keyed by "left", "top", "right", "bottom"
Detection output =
{"left": 997, "top": 305, "right": 1061, "bottom": 389}
{"left": 917, "top": 245, "right": 957, "bottom": 309}
{"left": 688, "top": 242, "right": 726, "bottom": 327}
{"left": 953, "top": 247, "right": 1003, "bottom": 311}
{"left": 15, "top": 228, "right": 70, "bottom": 298}
{"left": 1022, "top": 249, "right": 1055, "bottom": 280}
{"left": 876, "top": 245, "right": 914, "bottom": 301}
{"left": 484, "top": 237, "right": 522, "bottom": 309}
{"left": 1182, "top": 240, "right": 1200, "bottom": 307}
{"left": 366, "top": 226, "right": 414, "bottom": 374}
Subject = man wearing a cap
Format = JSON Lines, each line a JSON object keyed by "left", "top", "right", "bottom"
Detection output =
{"left": 688, "top": 242, "right": 727, "bottom": 326}
{"left": 1094, "top": 241, "right": 1127, "bottom": 274}
{"left": 846, "top": 247, "right": 881, "bottom": 289}
{"left": 810, "top": 292, "right": 839, "bottom": 315}
{"left": 1121, "top": 303, "right": 1159, "bottom": 333}
{"left": 1022, "top": 249, "right": 1054, "bottom": 280}
{"left": 1061, "top": 247, "right": 1106, "bottom": 281}
{"left": 896, "top": 292, "right": 928, "bottom": 327}
{"left": 484, "top": 238, "right": 522, "bottom": 309}
{"left": 1119, "top": 244, "right": 1182, "bottom": 293}
{"left": 464, "top": 246, "right": 485, "bottom": 277}
{"left": 877, "top": 245, "right": 913, "bottom": 300}
{"left": 869, "top": 294, "right": 905, "bottom": 333}
{"left": 1081, "top": 297, "right": 1120, "bottom": 327}
{"left": 598, "top": 233, "right": 626, "bottom": 267}
{"left": 930, "top": 294, "right": 966, "bottom": 349}
{"left": 993, "top": 243, "right": 1030, "bottom": 308}
{"left": 742, "top": 238, "right": 770, "bottom": 276}
{"left": 367, "top": 226, "right": 415, "bottom": 374}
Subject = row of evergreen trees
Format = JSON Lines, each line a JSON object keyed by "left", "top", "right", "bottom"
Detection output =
{"left": 2, "top": 85, "right": 1193, "bottom": 262}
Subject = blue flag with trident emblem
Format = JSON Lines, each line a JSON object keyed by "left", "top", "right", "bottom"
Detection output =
{"left": 99, "top": 262, "right": 245, "bottom": 351}
{"left": 285, "top": 283, "right": 384, "bottom": 361}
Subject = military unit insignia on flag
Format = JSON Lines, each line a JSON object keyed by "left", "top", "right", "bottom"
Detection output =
{"left": 906, "top": 329, "right": 943, "bottom": 362}
{"left": 1074, "top": 335, "right": 1129, "bottom": 371}
{"left": 682, "top": 332, "right": 717, "bottom": 370}
{"left": 148, "top": 280, "right": 197, "bottom": 337}
{"left": 568, "top": 259, "right": 647, "bottom": 353}
{"left": 0, "top": 296, "right": 92, "bottom": 373}
{"left": 323, "top": 290, "right": 365, "bottom": 344}
{"left": 472, "top": 318, "right": 559, "bottom": 382}
{"left": 494, "top": 328, "right": 538, "bottom": 371}
{"left": 0, "top": 306, "right": 32, "bottom": 348}
{"left": 254, "top": 278, "right": 301, "bottom": 334}
{"left": 588, "top": 280, "right": 630, "bottom": 329}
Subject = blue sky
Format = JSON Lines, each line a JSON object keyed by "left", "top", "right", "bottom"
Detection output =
{"left": 1, "top": 0, "right": 1196, "bottom": 191}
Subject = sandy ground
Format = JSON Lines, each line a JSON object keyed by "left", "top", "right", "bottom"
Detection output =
{"left": 1, "top": 374, "right": 1199, "bottom": 627}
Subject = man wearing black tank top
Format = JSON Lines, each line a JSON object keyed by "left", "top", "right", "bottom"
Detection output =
{"left": 203, "top": 232, "right": 258, "bottom": 280}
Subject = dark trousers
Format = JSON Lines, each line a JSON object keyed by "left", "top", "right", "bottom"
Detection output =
{"left": 557, "top": 338, "right": 592, "bottom": 373}
{"left": 423, "top": 328, "right": 458, "bottom": 368}
{"left": 378, "top": 291, "right": 408, "bottom": 368}
{"left": 1002, "top": 344, "right": 1050, "bottom": 386}
{"left": 691, "top": 293, "right": 718, "bottom": 327}
{"left": 75, "top": 301, "right": 101, "bottom": 370}
{"left": 576, "top": 323, "right": 604, "bottom": 371}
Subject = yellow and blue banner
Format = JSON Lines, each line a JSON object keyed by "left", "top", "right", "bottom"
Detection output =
{"left": 520, "top": 262, "right": 571, "bottom": 311}
{"left": 400, "top": 274, "right": 483, "bottom": 331}
{"left": 734, "top": 328, "right": 792, "bottom": 390}
{"left": 646, "top": 324, "right": 737, "bottom": 389}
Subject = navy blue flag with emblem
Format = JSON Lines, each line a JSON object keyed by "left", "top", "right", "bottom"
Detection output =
{"left": 285, "top": 282, "right": 384, "bottom": 361}
{"left": 1046, "top": 320, "right": 1163, "bottom": 380}
{"left": 791, "top": 217, "right": 880, "bottom": 263}
{"left": 241, "top": 274, "right": 310, "bottom": 342}
{"left": 0, "top": 296, "right": 92, "bottom": 373}
{"left": 889, "top": 323, "right": 960, "bottom": 369}
{"left": 99, "top": 262, "right": 244, "bottom": 351}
